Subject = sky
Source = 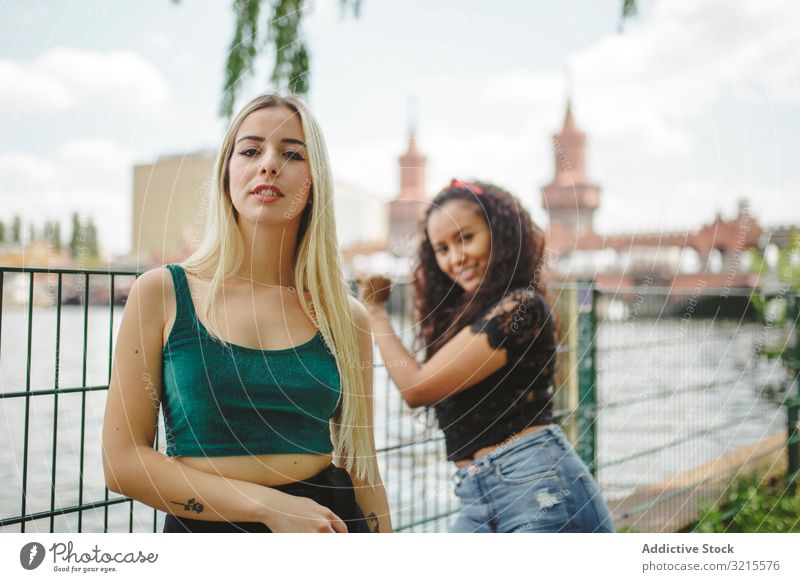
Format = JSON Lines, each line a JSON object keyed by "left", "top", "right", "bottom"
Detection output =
{"left": 0, "top": 0, "right": 798, "bottom": 255}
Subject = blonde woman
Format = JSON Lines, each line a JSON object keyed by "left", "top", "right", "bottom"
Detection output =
{"left": 102, "top": 94, "right": 391, "bottom": 533}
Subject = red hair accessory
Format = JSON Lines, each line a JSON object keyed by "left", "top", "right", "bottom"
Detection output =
{"left": 449, "top": 179, "right": 483, "bottom": 195}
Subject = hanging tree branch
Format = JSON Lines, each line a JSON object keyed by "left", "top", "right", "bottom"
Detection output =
{"left": 171, "top": 0, "right": 359, "bottom": 117}
{"left": 221, "top": 0, "right": 263, "bottom": 118}
{"left": 217, "top": 0, "right": 360, "bottom": 117}
{"left": 620, "top": 0, "right": 638, "bottom": 32}
{"left": 267, "top": 0, "right": 308, "bottom": 100}
{"left": 172, "top": 0, "right": 634, "bottom": 118}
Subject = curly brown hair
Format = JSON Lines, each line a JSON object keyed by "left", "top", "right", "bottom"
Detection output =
{"left": 413, "top": 180, "right": 550, "bottom": 359}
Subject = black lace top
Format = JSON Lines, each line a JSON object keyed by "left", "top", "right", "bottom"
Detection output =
{"left": 433, "top": 287, "right": 557, "bottom": 461}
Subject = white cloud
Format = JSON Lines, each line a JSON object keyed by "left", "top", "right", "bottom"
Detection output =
{"left": 574, "top": 0, "right": 800, "bottom": 138}
{"left": 400, "top": 0, "right": 800, "bottom": 235}
{"left": 278, "top": 0, "right": 800, "bottom": 235}
{"left": 2, "top": 0, "right": 797, "bottom": 255}
{"left": 323, "top": 66, "right": 565, "bottom": 221}
{"left": 0, "top": 138, "right": 133, "bottom": 254}
{"left": 0, "top": 48, "right": 171, "bottom": 114}
{"left": 0, "top": 60, "right": 74, "bottom": 110}
{"left": 477, "top": 0, "right": 799, "bottom": 163}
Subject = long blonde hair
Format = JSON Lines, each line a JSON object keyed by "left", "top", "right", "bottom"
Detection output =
{"left": 183, "top": 93, "right": 374, "bottom": 483}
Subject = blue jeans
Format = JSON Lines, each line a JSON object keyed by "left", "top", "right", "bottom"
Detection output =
{"left": 449, "top": 425, "right": 614, "bottom": 533}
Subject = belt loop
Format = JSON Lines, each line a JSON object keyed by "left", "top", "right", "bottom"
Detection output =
{"left": 550, "top": 425, "right": 567, "bottom": 450}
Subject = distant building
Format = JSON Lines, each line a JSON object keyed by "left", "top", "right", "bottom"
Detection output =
{"left": 540, "top": 101, "right": 776, "bottom": 290}
{"left": 388, "top": 129, "right": 428, "bottom": 257}
{"left": 131, "top": 150, "right": 215, "bottom": 266}
{"left": 541, "top": 100, "right": 601, "bottom": 240}
{"left": 130, "top": 152, "right": 389, "bottom": 268}
{"left": 127, "top": 104, "right": 795, "bottom": 288}
{"left": 0, "top": 240, "right": 72, "bottom": 270}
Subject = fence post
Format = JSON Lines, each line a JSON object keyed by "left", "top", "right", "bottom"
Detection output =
{"left": 787, "top": 293, "right": 800, "bottom": 494}
{"left": 554, "top": 286, "right": 579, "bottom": 445}
{"left": 576, "top": 280, "right": 598, "bottom": 476}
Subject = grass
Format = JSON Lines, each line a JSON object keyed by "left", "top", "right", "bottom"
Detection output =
{"left": 688, "top": 474, "right": 800, "bottom": 533}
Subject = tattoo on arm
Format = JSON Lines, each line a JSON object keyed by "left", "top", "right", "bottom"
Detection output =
{"left": 366, "top": 512, "right": 380, "bottom": 533}
{"left": 170, "top": 498, "right": 204, "bottom": 514}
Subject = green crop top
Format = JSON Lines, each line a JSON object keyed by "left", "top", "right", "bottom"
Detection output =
{"left": 160, "top": 264, "right": 342, "bottom": 457}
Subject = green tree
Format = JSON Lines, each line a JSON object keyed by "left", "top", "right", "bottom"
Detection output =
{"left": 85, "top": 218, "right": 99, "bottom": 258}
{"left": 217, "top": 0, "right": 360, "bottom": 117}
{"left": 178, "top": 0, "right": 637, "bottom": 117}
{"left": 44, "top": 221, "right": 63, "bottom": 251}
{"left": 622, "top": 0, "right": 637, "bottom": 19}
{"left": 67, "top": 213, "right": 101, "bottom": 263}
{"left": 0, "top": 220, "right": 5, "bottom": 244}
{"left": 44, "top": 221, "right": 53, "bottom": 246}
{"left": 69, "top": 212, "right": 82, "bottom": 259}
{"left": 53, "top": 222, "right": 62, "bottom": 251}
{"left": 12, "top": 215, "right": 21, "bottom": 244}
{"left": 777, "top": 231, "right": 800, "bottom": 291}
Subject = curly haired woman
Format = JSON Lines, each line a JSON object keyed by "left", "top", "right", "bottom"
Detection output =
{"left": 359, "top": 180, "right": 613, "bottom": 533}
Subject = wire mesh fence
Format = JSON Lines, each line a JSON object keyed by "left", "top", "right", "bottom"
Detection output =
{"left": 593, "top": 284, "right": 795, "bottom": 531}
{"left": 1, "top": 268, "right": 796, "bottom": 532}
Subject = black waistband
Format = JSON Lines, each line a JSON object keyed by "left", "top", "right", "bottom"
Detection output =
{"left": 163, "top": 464, "right": 367, "bottom": 533}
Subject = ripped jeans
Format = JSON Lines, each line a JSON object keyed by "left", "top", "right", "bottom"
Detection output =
{"left": 449, "top": 425, "right": 614, "bottom": 533}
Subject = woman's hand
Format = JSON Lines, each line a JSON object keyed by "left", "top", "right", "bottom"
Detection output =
{"left": 261, "top": 491, "right": 348, "bottom": 533}
{"left": 357, "top": 274, "right": 392, "bottom": 309}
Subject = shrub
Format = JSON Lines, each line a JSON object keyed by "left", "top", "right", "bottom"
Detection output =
{"left": 689, "top": 475, "right": 800, "bottom": 533}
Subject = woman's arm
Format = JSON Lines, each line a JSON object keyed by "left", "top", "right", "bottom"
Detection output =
{"left": 358, "top": 277, "right": 508, "bottom": 408}
{"left": 102, "top": 269, "right": 348, "bottom": 533}
{"left": 345, "top": 297, "right": 393, "bottom": 532}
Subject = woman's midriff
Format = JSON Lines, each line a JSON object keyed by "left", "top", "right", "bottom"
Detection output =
{"left": 453, "top": 424, "right": 550, "bottom": 468}
{"left": 174, "top": 453, "right": 334, "bottom": 486}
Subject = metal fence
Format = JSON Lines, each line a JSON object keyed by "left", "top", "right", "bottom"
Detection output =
{"left": 591, "top": 283, "right": 799, "bottom": 531}
{"left": 0, "top": 267, "right": 139, "bottom": 532}
{"left": 1, "top": 267, "right": 797, "bottom": 532}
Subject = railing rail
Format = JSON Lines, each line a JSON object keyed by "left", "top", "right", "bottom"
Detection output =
{"left": 0, "top": 267, "right": 585, "bottom": 532}
{"left": 1, "top": 267, "right": 794, "bottom": 532}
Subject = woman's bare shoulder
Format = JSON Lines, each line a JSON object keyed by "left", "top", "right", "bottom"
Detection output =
{"left": 130, "top": 267, "right": 174, "bottom": 299}
{"left": 126, "top": 267, "right": 176, "bottom": 328}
